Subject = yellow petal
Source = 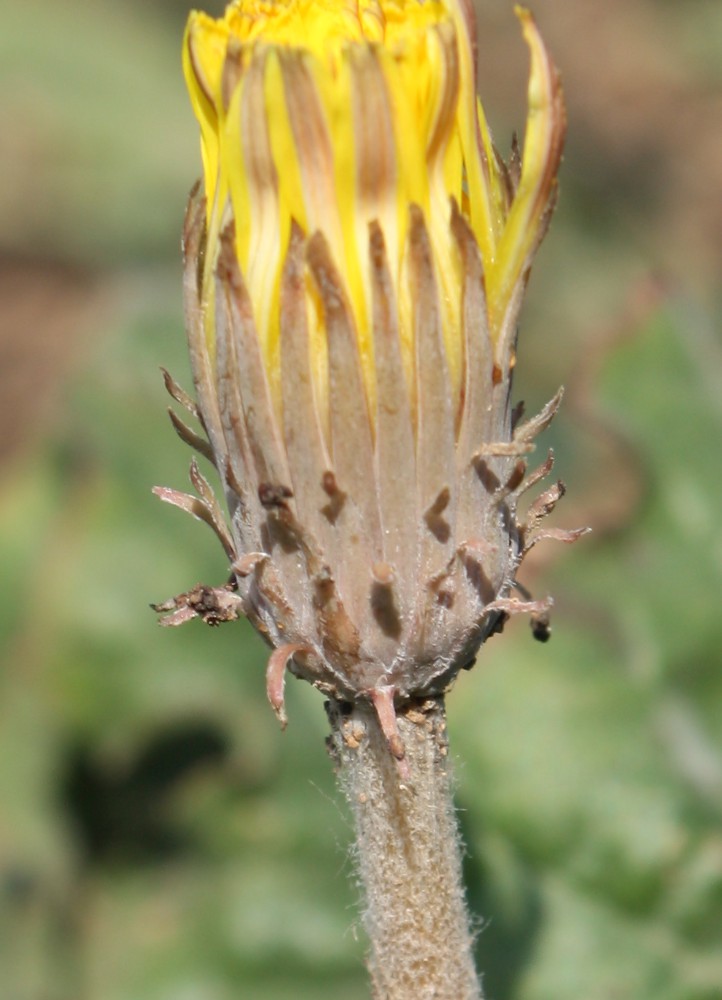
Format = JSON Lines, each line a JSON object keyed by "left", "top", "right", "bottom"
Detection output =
{"left": 487, "top": 6, "right": 566, "bottom": 333}
{"left": 183, "top": 13, "right": 230, "bottom": 221}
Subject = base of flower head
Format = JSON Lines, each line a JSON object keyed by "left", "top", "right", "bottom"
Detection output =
{"left": 154, "top": 394, "right": 588, "bottom": 753}
{"left": 154, "top": 186, "right": 589, "bottom": 754}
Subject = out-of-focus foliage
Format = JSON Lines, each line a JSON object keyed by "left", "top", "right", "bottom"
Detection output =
{"left": 0, "top": 1, "right": 720, "bottom": 998}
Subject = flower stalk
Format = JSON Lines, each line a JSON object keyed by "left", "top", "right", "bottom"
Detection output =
{"left": 328, "top": 695, "right": 480, "bottom": 1000}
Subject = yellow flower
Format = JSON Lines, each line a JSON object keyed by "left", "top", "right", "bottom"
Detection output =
{"left": 158, "top": 0, "right": 581, "bottom": 764}
{"left": 183, "top": 0, "right": 564, "bottom": 425}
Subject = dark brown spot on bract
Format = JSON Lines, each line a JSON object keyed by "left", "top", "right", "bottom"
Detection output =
{"left": 504, "top": 460, "right": 527, "bottom": 493}
{"left": 371, "top": 580, "right": 402, "bottom": 639}
{"left": 258, "top": 482, "right": 293, "bottom": 508}
{"left": 321, "top": 470, "right": 346, "bottom": 523}
{"left": 473, "top": 458, "right": 501, "bottom": 493}
{"left": 424, "top": 486, "right": 451, "bottom": 543}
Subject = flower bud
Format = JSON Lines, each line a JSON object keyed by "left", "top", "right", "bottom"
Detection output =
{"left": 158, "top": 0, "right": 585, "bottom": 760}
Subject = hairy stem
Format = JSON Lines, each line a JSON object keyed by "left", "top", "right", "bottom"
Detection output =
{"left": 327, "top": 696, "right": 481, "bottom": 1000}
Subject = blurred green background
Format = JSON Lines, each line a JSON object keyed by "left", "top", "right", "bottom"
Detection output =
{"left": 1, "top": 0, "right": 721, "bottom": 997}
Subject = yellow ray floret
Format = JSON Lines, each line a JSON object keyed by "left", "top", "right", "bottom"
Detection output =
{"left": 183, "top": 0, "right": 564, "bottom": 427}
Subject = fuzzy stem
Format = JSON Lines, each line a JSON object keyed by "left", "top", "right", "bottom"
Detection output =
{"left": 327, "top": 695, "right": 481, "bottom": 1000}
